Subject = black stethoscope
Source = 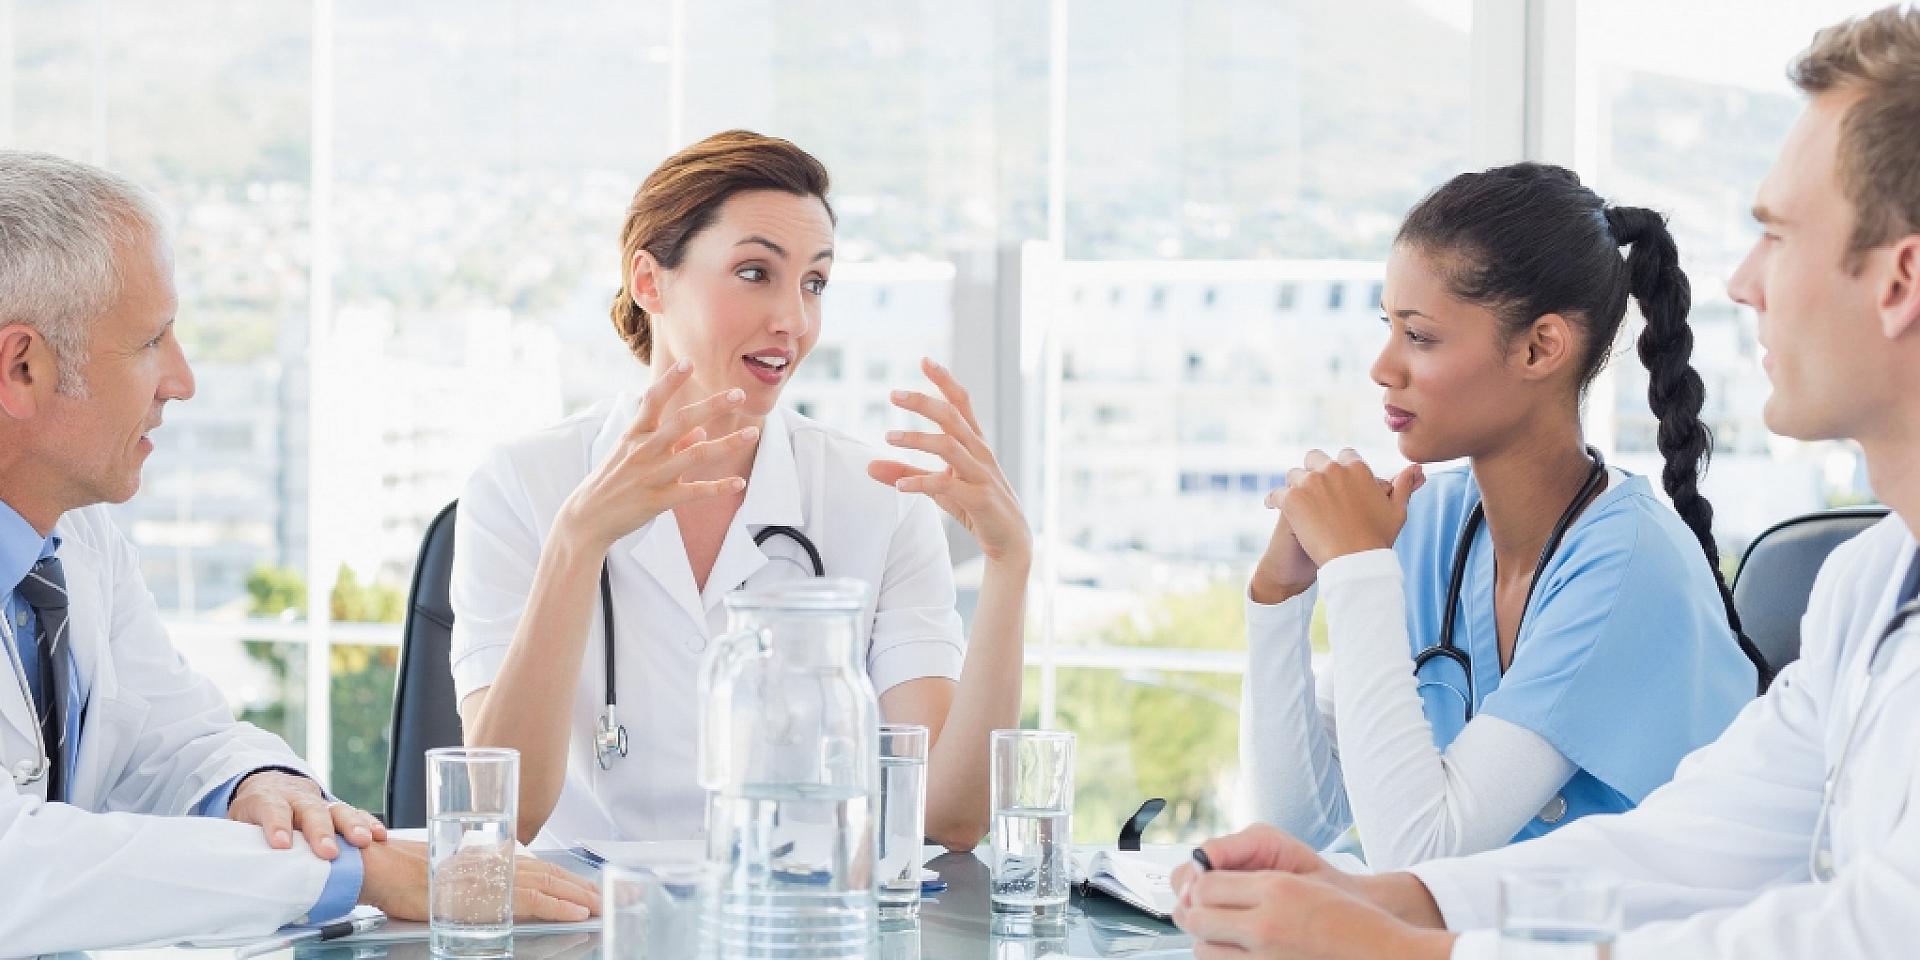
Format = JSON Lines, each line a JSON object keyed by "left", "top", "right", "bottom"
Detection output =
{"left": 593, "top": 524, "right": 826, "bottom": 770}
{"left": 1413, "top": 446, "right": 1608, "bottom": 723}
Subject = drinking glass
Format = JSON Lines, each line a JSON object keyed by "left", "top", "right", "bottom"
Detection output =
{"left": 878, "top": 724, "right": 930, "bottom": 918}
{"left": 427, "top": 747, "right": 519, "bottom": 959}
{"left": 1497, "top": 868, "right": 1622, "bottom": 960}
{"left": 989, "top": 730, "right": 1075, "bottom": 919}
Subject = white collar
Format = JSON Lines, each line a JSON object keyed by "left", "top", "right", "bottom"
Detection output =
{"left": 737, "top": 406, "right": 805, "bottom": 531}
{"left": 590, "top": 397, "right": 809, "bottom": 623}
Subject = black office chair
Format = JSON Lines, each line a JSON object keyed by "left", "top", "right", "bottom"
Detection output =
{"left": 1731, "top": 505, "right": 1888, "bottom": 684}
{"left": 384, "top": 500, "right": 466, "bottom": 828}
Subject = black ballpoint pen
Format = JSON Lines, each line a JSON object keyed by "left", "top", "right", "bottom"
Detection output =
{"left": 234, "top": 912, "right": 387, "bottom": 959}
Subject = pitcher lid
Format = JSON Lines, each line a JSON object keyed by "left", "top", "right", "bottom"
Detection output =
{"left": 724, "top": 576, "right": 869, "bottom": 612}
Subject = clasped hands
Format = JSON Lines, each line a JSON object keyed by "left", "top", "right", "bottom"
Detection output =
{"left": 1251, "top": 448, "right": 1425, "bottom": 600}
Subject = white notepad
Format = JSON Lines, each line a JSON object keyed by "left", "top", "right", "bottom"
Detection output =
{"left": 1078, "top": 848, "right": 1184, "bottom": 920}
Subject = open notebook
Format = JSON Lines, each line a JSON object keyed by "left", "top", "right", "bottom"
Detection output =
{"left": 1075, "top": 845, "right": 1371, "bottom": 922}
{"left": 1076, "top": 847, "right": 1185, "bottom": 920}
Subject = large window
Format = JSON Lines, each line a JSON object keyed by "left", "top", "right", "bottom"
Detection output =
{"left": 1575, "top": 0, "right": 1884, "bottom": 552}
{"left": 1023, "top": 0, "right": 1474, "bottom": 843}
{"left": 2, "top": 0, "right": 1876, "bottom": 839}
{"left": 6, "top": 0, "right": 1007, "bottom": 815}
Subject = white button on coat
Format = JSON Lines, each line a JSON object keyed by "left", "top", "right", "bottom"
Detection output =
{"left": 449, "top": 396, "right": 966, "bottom": 845}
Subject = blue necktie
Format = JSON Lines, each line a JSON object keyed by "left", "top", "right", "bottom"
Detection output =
{"left": 15, "top": 556, "right": 71, "bottom": 802}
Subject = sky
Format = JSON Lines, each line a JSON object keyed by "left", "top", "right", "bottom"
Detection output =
{"left": 1579, "top": 0, "right": 1890, "bottom": 92}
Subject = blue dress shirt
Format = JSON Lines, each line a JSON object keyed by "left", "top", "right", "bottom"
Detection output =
{"left": 0, "top": 503, "right": 76, "bottom": 777}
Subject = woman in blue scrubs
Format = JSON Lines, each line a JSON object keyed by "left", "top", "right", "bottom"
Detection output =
{"left": 1240, "top": 163, "right": 1765, "bottom": 870}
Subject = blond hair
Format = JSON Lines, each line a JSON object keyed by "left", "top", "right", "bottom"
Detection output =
{"left": 1789, "top": 5, "right": 1920, "bottom": 266}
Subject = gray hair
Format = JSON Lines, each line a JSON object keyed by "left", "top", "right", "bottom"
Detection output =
{"left": 0, "top": 150, "right": 169, "bottom": 395}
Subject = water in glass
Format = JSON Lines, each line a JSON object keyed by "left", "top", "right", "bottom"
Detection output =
{"left": 1498, "top": 922, "right": 1612, "bottom": 959}
{"left": 429, "top": 812, "right": 515, "bottom": 957}
{"left": 711, "top": 783, "right": 873, "bottom": 958}
{"left": 991, "top": 805, "right": 1071, "bottom": 912}
{"left": 877, "top": 753, "right": 927, "bottom": 913}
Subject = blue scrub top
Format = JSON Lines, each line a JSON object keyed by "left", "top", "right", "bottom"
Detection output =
{"left": 1395, "top": 467, "right": 1755, "bottom": 842}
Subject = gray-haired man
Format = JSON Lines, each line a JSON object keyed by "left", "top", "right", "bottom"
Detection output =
{"left": 0, "top": 150, "right": 597, "bottom": 951}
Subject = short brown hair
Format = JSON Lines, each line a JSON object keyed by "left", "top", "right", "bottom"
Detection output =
{"left": 1789, "top": 5, "right": 1920, "bottom": 266}
{"left": 611, "top": 130, "right": 833, "bottom": 363}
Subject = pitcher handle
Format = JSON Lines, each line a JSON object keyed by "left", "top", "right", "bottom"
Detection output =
{"left": 696, "top": 626, "right": 773, "bottom": 791}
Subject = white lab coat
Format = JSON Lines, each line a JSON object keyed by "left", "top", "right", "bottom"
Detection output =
{"left": 0, "top": 505, "right": 336, "bottom": 953}
{"left": 1413, "top": 513, "right": 1920, "bottom": 959}
{"left": 450, "top": 398, "right": 966, "bottom": 846}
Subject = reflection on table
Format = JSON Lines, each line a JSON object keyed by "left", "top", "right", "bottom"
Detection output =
{"left": 83, "top": 845, "right": 1193, "bottom": 959}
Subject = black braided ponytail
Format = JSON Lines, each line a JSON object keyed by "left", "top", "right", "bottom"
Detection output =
{"left": 1398, "top": 163, "right": 1771, "bottom": 693}
{"left": 1609, "top": 206, "right": 1771, "bottom": 690}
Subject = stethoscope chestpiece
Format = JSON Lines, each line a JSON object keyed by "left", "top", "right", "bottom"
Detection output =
{"left": 589, "top": 525, "right": 824, "bottom": 772}
{"left": 595, "top": 713, "right": 629, "bottom": 770}
{"left": 11, "top": 756, "right": 48, "bottom": 787}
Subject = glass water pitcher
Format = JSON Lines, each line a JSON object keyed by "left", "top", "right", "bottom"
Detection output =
{"left": 699, "top": 577, "right": 881, "bottom": 959}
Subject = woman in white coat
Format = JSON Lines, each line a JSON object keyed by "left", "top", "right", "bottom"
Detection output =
{"left": 451, "top": 131, "right": 1030, "bottom": 850}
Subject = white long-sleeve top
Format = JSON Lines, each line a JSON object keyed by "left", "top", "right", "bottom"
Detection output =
{"left": 1417, "top": 513, "right": 1920, "bottom": 960}
{"left": 1241, "top": 549, "right": 1577, "bottom": 870}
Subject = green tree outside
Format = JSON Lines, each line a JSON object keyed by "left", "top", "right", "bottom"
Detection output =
{"left": 241, "top": 564, "right": 404, "bottom": 814}
{"left": 1023, "top": 581, "right": 1259, "bottom": 845}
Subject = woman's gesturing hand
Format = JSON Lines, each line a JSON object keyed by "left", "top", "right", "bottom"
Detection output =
{"left": 559, "top": 360, "right": 763, "bottom": 550}
{"left": 870, "top": 358, "right": 1032, "bottom": 566}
